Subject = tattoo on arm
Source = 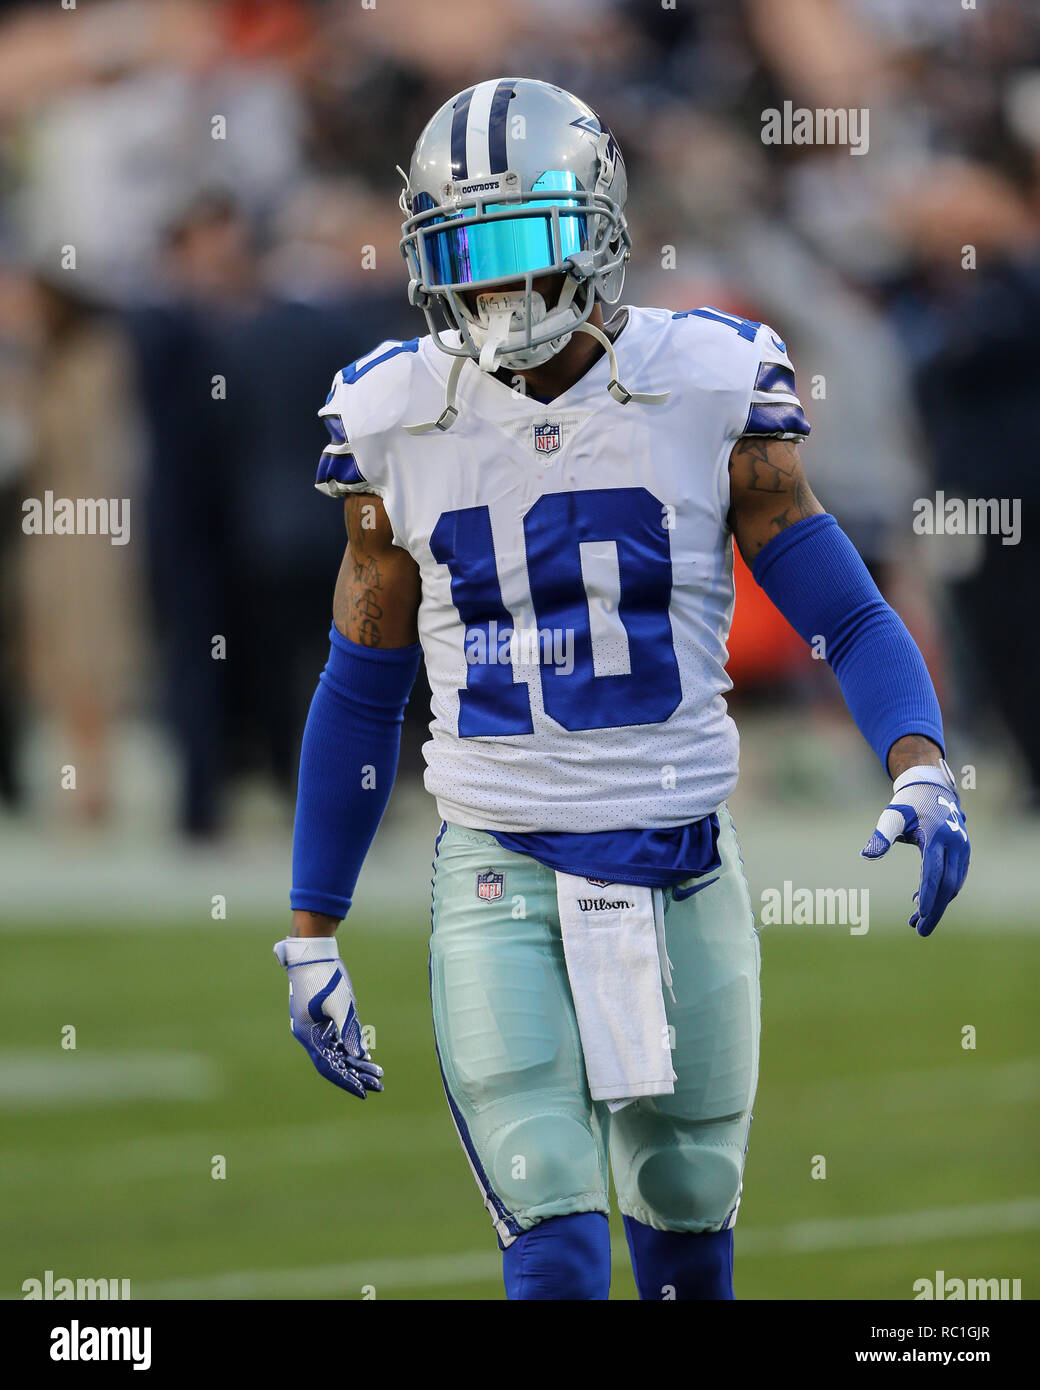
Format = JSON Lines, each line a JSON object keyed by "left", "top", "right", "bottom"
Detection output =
{"left": 333, "top": 493, "right": 421, "bottom": 649}
{"left": 733, "top": 436, "right": 800, "bottom": 494}
{"left": 729, "top": 435, "right": 825, "bottom": 561}
{"left": 336, "top": 495, "right": 385, "bottom": 647}
{"left": 348, "top": 549, "right": 383, "bottom": 648}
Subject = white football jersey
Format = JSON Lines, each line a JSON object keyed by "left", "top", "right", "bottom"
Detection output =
{"left": 316, "top": 305, "right": 809, "bottom": 834}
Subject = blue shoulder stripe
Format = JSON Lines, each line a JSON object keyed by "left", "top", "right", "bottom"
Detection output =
{"left": 316, "top": 451, "right": 365, "bottom": 489}
{"left": 754, "top": 362, "right": 797, "bottom": 395}
{"left": 323, "top": 414, "right": 347, "bottom": 445}
{"left": 744, "top": 401, "right": 811, "bottom": 437}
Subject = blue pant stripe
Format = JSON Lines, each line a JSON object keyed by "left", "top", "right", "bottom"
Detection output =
{"left": 428, "top": 823, "right": 521, "bottom": 1244}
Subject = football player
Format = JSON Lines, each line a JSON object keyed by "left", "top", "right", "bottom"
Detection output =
{"left": 275, "top": 79, "right": 970, "bottom": 1300}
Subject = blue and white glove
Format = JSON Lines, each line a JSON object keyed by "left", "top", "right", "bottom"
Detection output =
{"left": 861, "top": 761, "right": 970, "bottom": 936}
{"left": 274, "top": 936, "right": 383, "bottom": 1099}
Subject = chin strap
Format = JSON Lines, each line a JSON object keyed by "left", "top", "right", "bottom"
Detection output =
{"left": 572, "top": 322, "right": 670, "bottom": 406}
{"left": 478, "top": 306, "right": 517, "bottom": 373}
{"left": 403, "top": 317, "right": 669, "bottom": 435}
{"left": 402, "top": 354, "right": 465, "bottom": 435}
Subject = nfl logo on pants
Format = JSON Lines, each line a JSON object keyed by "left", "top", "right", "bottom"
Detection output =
{"left": 476, "top": 870, "right": 504, "bottom": 901}
{"left": 533, "top": 422, "right": 561, "bottom": 455}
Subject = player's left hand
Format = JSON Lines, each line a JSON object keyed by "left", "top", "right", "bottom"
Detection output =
{"left": 274, "top": 936, "right": 383, "bottom": 1098}
{"left": 861, "top": 762, "right": 970, "bottom": 936}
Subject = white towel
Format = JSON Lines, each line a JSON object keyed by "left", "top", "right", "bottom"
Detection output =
{"left": 555, "top": 871, "right": 676, "bottom": 1110}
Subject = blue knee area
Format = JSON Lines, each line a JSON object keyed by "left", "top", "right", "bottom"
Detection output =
{"left": 624, "top": 1217, "right": 734, "bottom": 1300}
{"left": 503, "top": 1212, "right": 610, "bottom": 1300}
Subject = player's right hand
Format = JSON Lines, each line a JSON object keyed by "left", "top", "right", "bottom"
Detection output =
{"left": 273, "top": 936, "right": 383, "bottom": 1099}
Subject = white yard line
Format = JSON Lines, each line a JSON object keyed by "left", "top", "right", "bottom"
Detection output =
{"left": 2, "top": 1114, "right": 457, "bottom": 1186}
{"left": 131, "top": 1197, "right": 1040, "bottom": 1299}
{"left": 0, "top": 1054, "right": 220, "bottom": 1107}
{"left": 737, "top": 1197, "right": 1040, "bottom": 1255}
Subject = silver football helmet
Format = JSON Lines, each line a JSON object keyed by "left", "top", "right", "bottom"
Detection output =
{"left": 399, "top": 78, "right": 631, "bottom": 376}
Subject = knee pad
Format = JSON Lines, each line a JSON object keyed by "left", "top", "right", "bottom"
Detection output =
{"left": 624, "top": 1217, "right": 734, "bottom": 1300}
{"left": 503, "top": 1212, "right": 610, "bottom": 1300}
{"left": 630, "top": 1134, "right": 744, "bottom": 1230}
{"left": 488, "top": 1112, "right": 604, "bottom": 1217}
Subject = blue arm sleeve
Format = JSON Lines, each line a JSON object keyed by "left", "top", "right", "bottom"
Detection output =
{"left": 290, "top": 627, "right": 421, "bottom": 919}
{"left": 750, "top": 513, "right": 944, "bottom": 770}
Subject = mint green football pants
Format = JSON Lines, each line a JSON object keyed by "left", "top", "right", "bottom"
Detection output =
{"left": 429, "top": 805, "right": 761, "bottom": 1246}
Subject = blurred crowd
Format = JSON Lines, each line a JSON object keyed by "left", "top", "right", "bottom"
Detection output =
{"left": 0, "top": 0, "right": 1038, "bottom": 838}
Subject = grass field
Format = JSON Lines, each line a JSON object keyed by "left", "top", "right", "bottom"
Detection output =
{"left": 2, "top": 913, "right": 1037, "bottom": 1300}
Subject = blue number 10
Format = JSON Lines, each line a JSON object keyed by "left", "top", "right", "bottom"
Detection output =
{"left": 430, "top": 487, "right": 681, "bottom": 736}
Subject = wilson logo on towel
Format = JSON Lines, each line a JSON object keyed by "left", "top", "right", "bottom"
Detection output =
{"left": 578, "top": 897, "right": 634, "bottom": 912}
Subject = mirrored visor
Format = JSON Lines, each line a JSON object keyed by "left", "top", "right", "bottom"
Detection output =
{"left": 418, "top": 171, "right": 587, "bottom": 288}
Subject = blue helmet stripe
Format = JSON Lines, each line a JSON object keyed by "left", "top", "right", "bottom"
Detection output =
{"left": 450, "top": 86, "right": 474, "bottom": 180}
{"left": 487, "top": 80, "right": 513, "bottom": 174}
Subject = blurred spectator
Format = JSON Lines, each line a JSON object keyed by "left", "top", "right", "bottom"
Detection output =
{"left": 0, "top": 256, "right": 38, "bottom": 807}
{"left": 127, "top": 189, "right": 416, "bottom": 837}
{"left": 17, "top": 274, "right": 142, "bottom": 823}
{"left": 887, "top": 160, "right": 1040, "bottom": 803}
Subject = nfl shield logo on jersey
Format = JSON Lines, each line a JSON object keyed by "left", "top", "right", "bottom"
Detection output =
{"left": 533, "top": 422, "right": 561, "bottom": 455}
{"left": 476, "top": 870, "right": 505, "bottom": 901}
